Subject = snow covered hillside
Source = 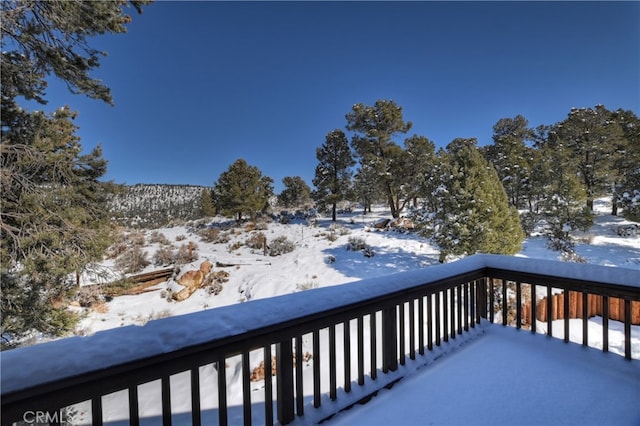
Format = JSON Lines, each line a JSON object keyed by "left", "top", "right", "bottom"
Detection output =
{"left": 108, "top": 184, "right": 210, "bottom": 228}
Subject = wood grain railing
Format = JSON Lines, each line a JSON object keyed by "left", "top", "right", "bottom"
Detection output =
{"left": 2, "top": 255, "right": 638, "bottom": 425}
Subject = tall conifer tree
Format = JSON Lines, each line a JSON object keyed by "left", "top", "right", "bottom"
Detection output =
{"left": 346, "top": 100, "right": 412, "bottom": 218}
{"left": 432, "top": 138, "right": 524, "bottom": 262}
{"left": 485, "top": 115, "right": 534, "bottom": 209}
{"left": 1, "top": 1, "right": 150, "bottom": 341}
{"left": 554, "top": 105, "right": 625, "bottom": 211}
{"left": 610, "top": 109, "right": 640, "bottom": 219}
{"left": 213, "top": 159, "right": 274, "bottom": 221}
{"left": 313, "top": 129, "right": 355, "bottom": 221}
{"left": 278, "top": 176, "right": 312, "bottom": 208}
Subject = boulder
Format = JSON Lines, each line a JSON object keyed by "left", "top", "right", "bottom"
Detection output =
{"left": 200, "top": 260, "right": 213, "bottom": 273}
{"left": 173, "top": 260, "right": 215, "bottom": 301}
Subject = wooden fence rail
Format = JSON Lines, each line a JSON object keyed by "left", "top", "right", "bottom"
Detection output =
{"left": 529, "top": 292, "right": 640, "bottom": 325}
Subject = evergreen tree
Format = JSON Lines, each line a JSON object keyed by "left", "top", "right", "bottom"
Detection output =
{"left": 420, "top": 147, "right": 447, "bottom": 215}
{"left": 610, "top": 109, "right": 640, "bottom": 219}
{"left": 278, "top": 176, "right": 312, "bottom": 208}
{"left": 1, "top": 0, "right": 150, "bottom": 342}
{"left": 353, "top": 163, "right": 384, "bottom": 214}
{"left": 199, "top": 188, "right": 215, "bottom": 217}
{"left": 554, "top": 105, "right": 625, "bottom": 211}
{"left": 346, "top": 100, "right": 412, "bottom": 218}
{"left": 484, "top": 115, "right": 534, "bottom": 209}
{"left": 431, "top": 138, "right": 524, "bottom": 262}
{"left": 212, "top": 159, "right": 274, "bottom": 221}
{"left": 1, "top": 0, "right": 150, "bottom": 106}
{"left": 1, "top": 107, "right": 114, "bottom": 339}
{"left": 535, "top": 125, "right": 593, "bottom": 242}
{"left": 312, "top": 129, "right": 355, "bottom": 221}
{"left": 401, "top": 135, "right": 438, "bottom": 208}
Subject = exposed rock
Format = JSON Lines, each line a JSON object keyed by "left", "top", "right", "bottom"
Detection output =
{"left": 200, "top": 260, "right": 213, "bottom": 273}
{"left": 373, "top": 218, "right": 391, "bottom": 229}
{"left": 249, "top": 352, "right": 314, "bottom": 382}
{"left": 390, "top": 217, "right": 416, "bottom": 231}
{"left": 250, "top": 356, "right": 277, "bottom": 382}
{"left": 173, "top": 260, "right": 221, "bottom": 301}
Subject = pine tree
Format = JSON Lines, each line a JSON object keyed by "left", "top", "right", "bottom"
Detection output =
{"left": 353, "top": 163, "right": 384, "bottom": 214}
{"left": 1, "top": 107, "right": 114, "bottom": 339}
{"left": 610, "top": 109, "right": 640, "bottom": 219}
{"left": 401, "top": 135, "right": 438, "bottom": 208}
{"left": 212, "top": 159, "right": 274, "bottom": 221}
{"left": 484, "top": 115, "right": 534, "bottom": 209}
{"left": 554, "top": 105, "right": 625, "bottom": 211}
{"left": 312, "top": 129, "right": 355, "bottom": 221}
{"left": 432, "top": 138, "right": 524, "bottom": 262}
{"left": 346, "top": 100, "right": 412, "bottom": 218}
{"left": 278, "top": 176, "right": 312, "bottom": 208}
{"left": 1, "top": 1, "right": 150, "bottom": 342}
{"left": 535, "top": 125, "right": 593, "bottom": 242}
{"left": 199, "top": 188, "right": 216, "bottom": 217}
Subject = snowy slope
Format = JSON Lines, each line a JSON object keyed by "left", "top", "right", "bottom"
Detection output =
{"left": 78, "top": 198, "right": 639, "bottom": 335}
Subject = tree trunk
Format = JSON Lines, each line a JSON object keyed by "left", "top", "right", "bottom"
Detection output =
{"left": 388, "top": 194, "right": 398, "bottom": 218}
{"left": 331, "top": 203, "right": 337, "bottom": 221}
{"left": 610, "top": 183, "right": 618, "bottom": 216}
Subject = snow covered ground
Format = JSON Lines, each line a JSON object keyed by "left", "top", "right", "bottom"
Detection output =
{"left": 5, "top": 198, "right": 640, "bottom": 425}
{"left": 76, "top": 198, "right": 639, "bottom": 335}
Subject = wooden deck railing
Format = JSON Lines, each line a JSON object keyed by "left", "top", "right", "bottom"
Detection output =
{"left": 2, "top": 255, "right": 638, "bottom": 425}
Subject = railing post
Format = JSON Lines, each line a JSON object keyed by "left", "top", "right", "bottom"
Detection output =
{"left": 477, "top": 278, "right": 487, "bottom": 322}
{"left": 382, "top": 306, "right": 398, "bottom": 372}
{"left": 276, "top": 339, "right": 295, "bottom": 425}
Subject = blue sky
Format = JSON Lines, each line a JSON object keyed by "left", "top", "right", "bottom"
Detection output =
{"left": 38, "top": 1, "right": 639, "bottom": 192}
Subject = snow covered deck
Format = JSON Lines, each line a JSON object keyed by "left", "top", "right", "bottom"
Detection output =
{"left": 2, "top": 255, "right": 639, "bottom": 425}
{"left": 327, "top": 322, "right": 640, "bottom": 426}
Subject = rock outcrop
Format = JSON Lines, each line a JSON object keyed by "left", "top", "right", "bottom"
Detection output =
{"left": 173, "top": 261, "right": 215, "bottom": 301}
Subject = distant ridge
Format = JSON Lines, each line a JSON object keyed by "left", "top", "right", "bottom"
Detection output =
{"left": 109, "top": 183, "right": 210, "bottom": 228}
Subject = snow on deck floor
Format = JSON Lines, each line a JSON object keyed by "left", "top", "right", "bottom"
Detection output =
{"left": 329, "top": 323, "right": 640, "bottom": 426}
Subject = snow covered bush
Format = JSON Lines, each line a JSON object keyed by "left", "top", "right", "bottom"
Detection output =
{"left": 547, "top": 237, "right": 574, "bottom": 253}
{"left": 296, "top": 281, "right": 319, "bottom": 291}
{"left": 106, "top": 231, "right": 144, "bottom": 259}
{"left": 346, "top": 237, "right": 375, "bottom": 257}
{"left": 115, "top": 246, "right": 150, "bottom": 273}
{"left": 198, "top": 227, "right": 231, "bottom": 243}
{"left": 362, "top": 247, "right": 375, "bottom": 258}
{"left": 175, "top": 242, "right": 198, "bottom": 264}
{"left": 346, "top": 236, "right": 368, "bottom": 251}
{"left": 561, "top": 251, "right": 587, "bottom": 263}
{"left": 268, "top": 236, "right": 295, "bottom": 256}
{"left": 153, "top": 246, "right": 175, "bottom": 266}
{"left": 148, "top": 231, "right": 170, "bottom": 245}
{"left": 620, "top": 189, "right": 640, "bottom": 221}
{"left": 228, "top": 241, "right": 243, "bottom": 252}
{"left": 329, "top": 223, "right": 350, "bottom": 235}
{"left": 246, "top": 232, "right": 267, "bottom": 250}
